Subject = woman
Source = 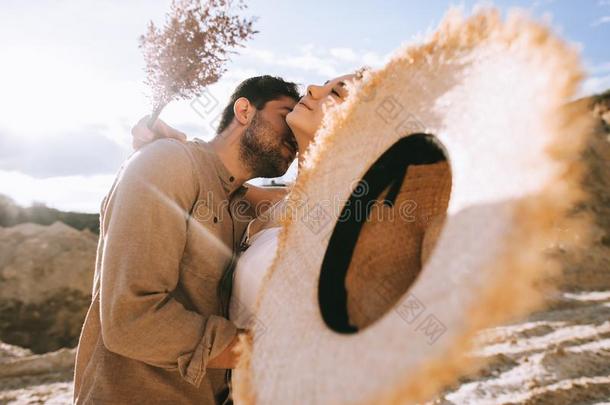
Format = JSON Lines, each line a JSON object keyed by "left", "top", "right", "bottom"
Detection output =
{"left": 228, "top": 72, "right": 362, "bottom": 328}
{"left": 133, "top": 72, "right": 362, "bottom": 330}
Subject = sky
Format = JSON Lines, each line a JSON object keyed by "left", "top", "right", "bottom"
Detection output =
{"left": 0, "top": 0, "right": 608, "bottom": 213}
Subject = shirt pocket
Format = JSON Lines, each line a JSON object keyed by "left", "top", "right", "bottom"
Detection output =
{"left": 183, "top": 198, "right": 232, "bottom": 280}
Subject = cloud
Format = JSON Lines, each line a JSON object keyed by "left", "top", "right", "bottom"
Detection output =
{"left": 580, "top": 61, "right": 610, "bottom": 96}
{"left": 589, "top": 61, "right": 610, "bottom": 75}
{"left": 329, "top": 47, "right": 358, "bottom": 62}
{"left": 0, "top": 127, "right": 129, "bottom": 178}
{"left": 239, "top": 45, "right": 390, "bottom": 80}
{"left": 362, "top": 51, "right": 387, "bottom": 67}
{"left": 0, "top": 170, "right": 115, "bottom": 213}
{"left": 591, "top": 15, "right": 610, "bottom": 26}
{"left": 242, "top": 44, "right": 339, "bottom": 77}
{"left": 240, "top": 48, "right": 275, "bottom": 64}
{"left": 532, "top": 0, "right": 556, "bottom": 7}
{"left": 582, "top": 74, "right": 610, "bottom": 96}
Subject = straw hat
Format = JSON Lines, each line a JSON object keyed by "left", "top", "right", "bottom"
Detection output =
{"left": 234, "top": 8, "right": 590, "bottom": 405}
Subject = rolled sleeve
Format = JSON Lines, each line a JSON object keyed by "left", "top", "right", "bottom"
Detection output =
{"left": 177, "top": 315, "right": 237, "bottom": 386}
{"left": 99, "top": 139, "right": 237, "bottom": 387}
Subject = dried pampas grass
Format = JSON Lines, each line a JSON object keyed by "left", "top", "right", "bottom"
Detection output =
{"left": 139, "top": 0, "right": 256, "bottom": 125}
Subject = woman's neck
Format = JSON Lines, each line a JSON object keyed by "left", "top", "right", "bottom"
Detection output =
{"left": 294, "top": 130, "right": 314, "bottom": 167}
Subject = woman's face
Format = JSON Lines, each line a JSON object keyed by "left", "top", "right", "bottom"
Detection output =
{"left": 286, "top": 73, "right": 357, "bottom": 142}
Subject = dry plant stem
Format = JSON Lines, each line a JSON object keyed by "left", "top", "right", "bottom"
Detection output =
{"left": 148, "top": 104, "right": 166, "bottom": 129}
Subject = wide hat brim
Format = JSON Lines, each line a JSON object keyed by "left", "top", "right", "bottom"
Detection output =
{"left": 234, "top": 8, "right": 589, "bottom": 405}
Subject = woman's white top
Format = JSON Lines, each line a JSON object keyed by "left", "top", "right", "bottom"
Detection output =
{"left": 229, "top": 225, "right": 281, "bottom": 329}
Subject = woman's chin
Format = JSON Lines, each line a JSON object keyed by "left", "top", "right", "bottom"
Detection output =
{"left": 285, "top": 109, "right": 301, "bottom": 129}
{"left": 287, "top": 118, "right": 313, "bottom": 140}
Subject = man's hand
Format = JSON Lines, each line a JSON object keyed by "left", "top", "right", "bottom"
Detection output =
{"left": 207, "top": 329, "right": 249, "bottom": 369}
{"left": 131, "top": 115, "right": 188, "bottom": 150}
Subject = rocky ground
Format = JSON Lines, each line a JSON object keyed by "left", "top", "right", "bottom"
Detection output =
{"left": 0, "top": 221, "right": 94, "bottom": 404}
{"left": 0, "top": 343, "right": 74, "bottom": 404}
{"left": 0, "top": 222, "right": 96, "bottom": 353}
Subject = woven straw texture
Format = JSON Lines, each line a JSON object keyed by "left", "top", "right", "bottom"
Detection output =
{"left": 234, "top": 8, "right": 590, "bottom": 405}
{"left": 346, "top": 161, "right": 452, "bottom": 330}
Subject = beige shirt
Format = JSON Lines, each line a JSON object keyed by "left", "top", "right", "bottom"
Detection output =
{"left": 73, "top": 138, "right": 251, "bottom": 404}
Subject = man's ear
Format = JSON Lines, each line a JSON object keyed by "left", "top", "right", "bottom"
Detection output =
{"left": 233, "top": 97, "right": 254, "bottom": 125}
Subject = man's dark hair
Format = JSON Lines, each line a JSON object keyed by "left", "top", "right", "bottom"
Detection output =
{"left": 216, "top": 75, "right": 300, "bottom": 134}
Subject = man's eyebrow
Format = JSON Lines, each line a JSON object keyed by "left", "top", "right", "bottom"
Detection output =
{"left": 324, "top": 80, "right": 330, "bottom": 85}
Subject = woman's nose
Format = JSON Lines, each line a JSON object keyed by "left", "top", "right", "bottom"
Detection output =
{"left": 307, "top": 84, "right": 324, "bottom": 99}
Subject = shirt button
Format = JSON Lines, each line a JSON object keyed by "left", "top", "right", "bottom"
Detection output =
{"left": 213, "top": 217, "right": 218, "bottom": 223}
{"left": 229, "top": 176, "right": 235, "bottom": 182}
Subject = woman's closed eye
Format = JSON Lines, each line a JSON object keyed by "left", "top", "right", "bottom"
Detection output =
{"left": 330, "top": 83, "right": 348, "bottom": 102}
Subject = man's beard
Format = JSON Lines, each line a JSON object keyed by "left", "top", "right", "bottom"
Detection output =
{"left": 239, "top": 113, "right": 292, "bottom": 178}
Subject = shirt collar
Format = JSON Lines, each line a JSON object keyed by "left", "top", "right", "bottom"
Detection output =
{"left": 194, "top": 138, "right": 248, "bottom": 198}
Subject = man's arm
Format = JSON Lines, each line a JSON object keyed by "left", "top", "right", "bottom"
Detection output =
{"left": 99, "top": 139, "right": 237, "bottom": 387}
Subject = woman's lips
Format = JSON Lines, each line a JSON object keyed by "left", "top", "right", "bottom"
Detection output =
{"left": 298, "top": 101, "right": 313, "bottom": 111}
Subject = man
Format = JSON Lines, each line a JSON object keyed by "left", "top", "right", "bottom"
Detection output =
{"left": 73, "top": 75, "right": 300, "bottom": 404}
